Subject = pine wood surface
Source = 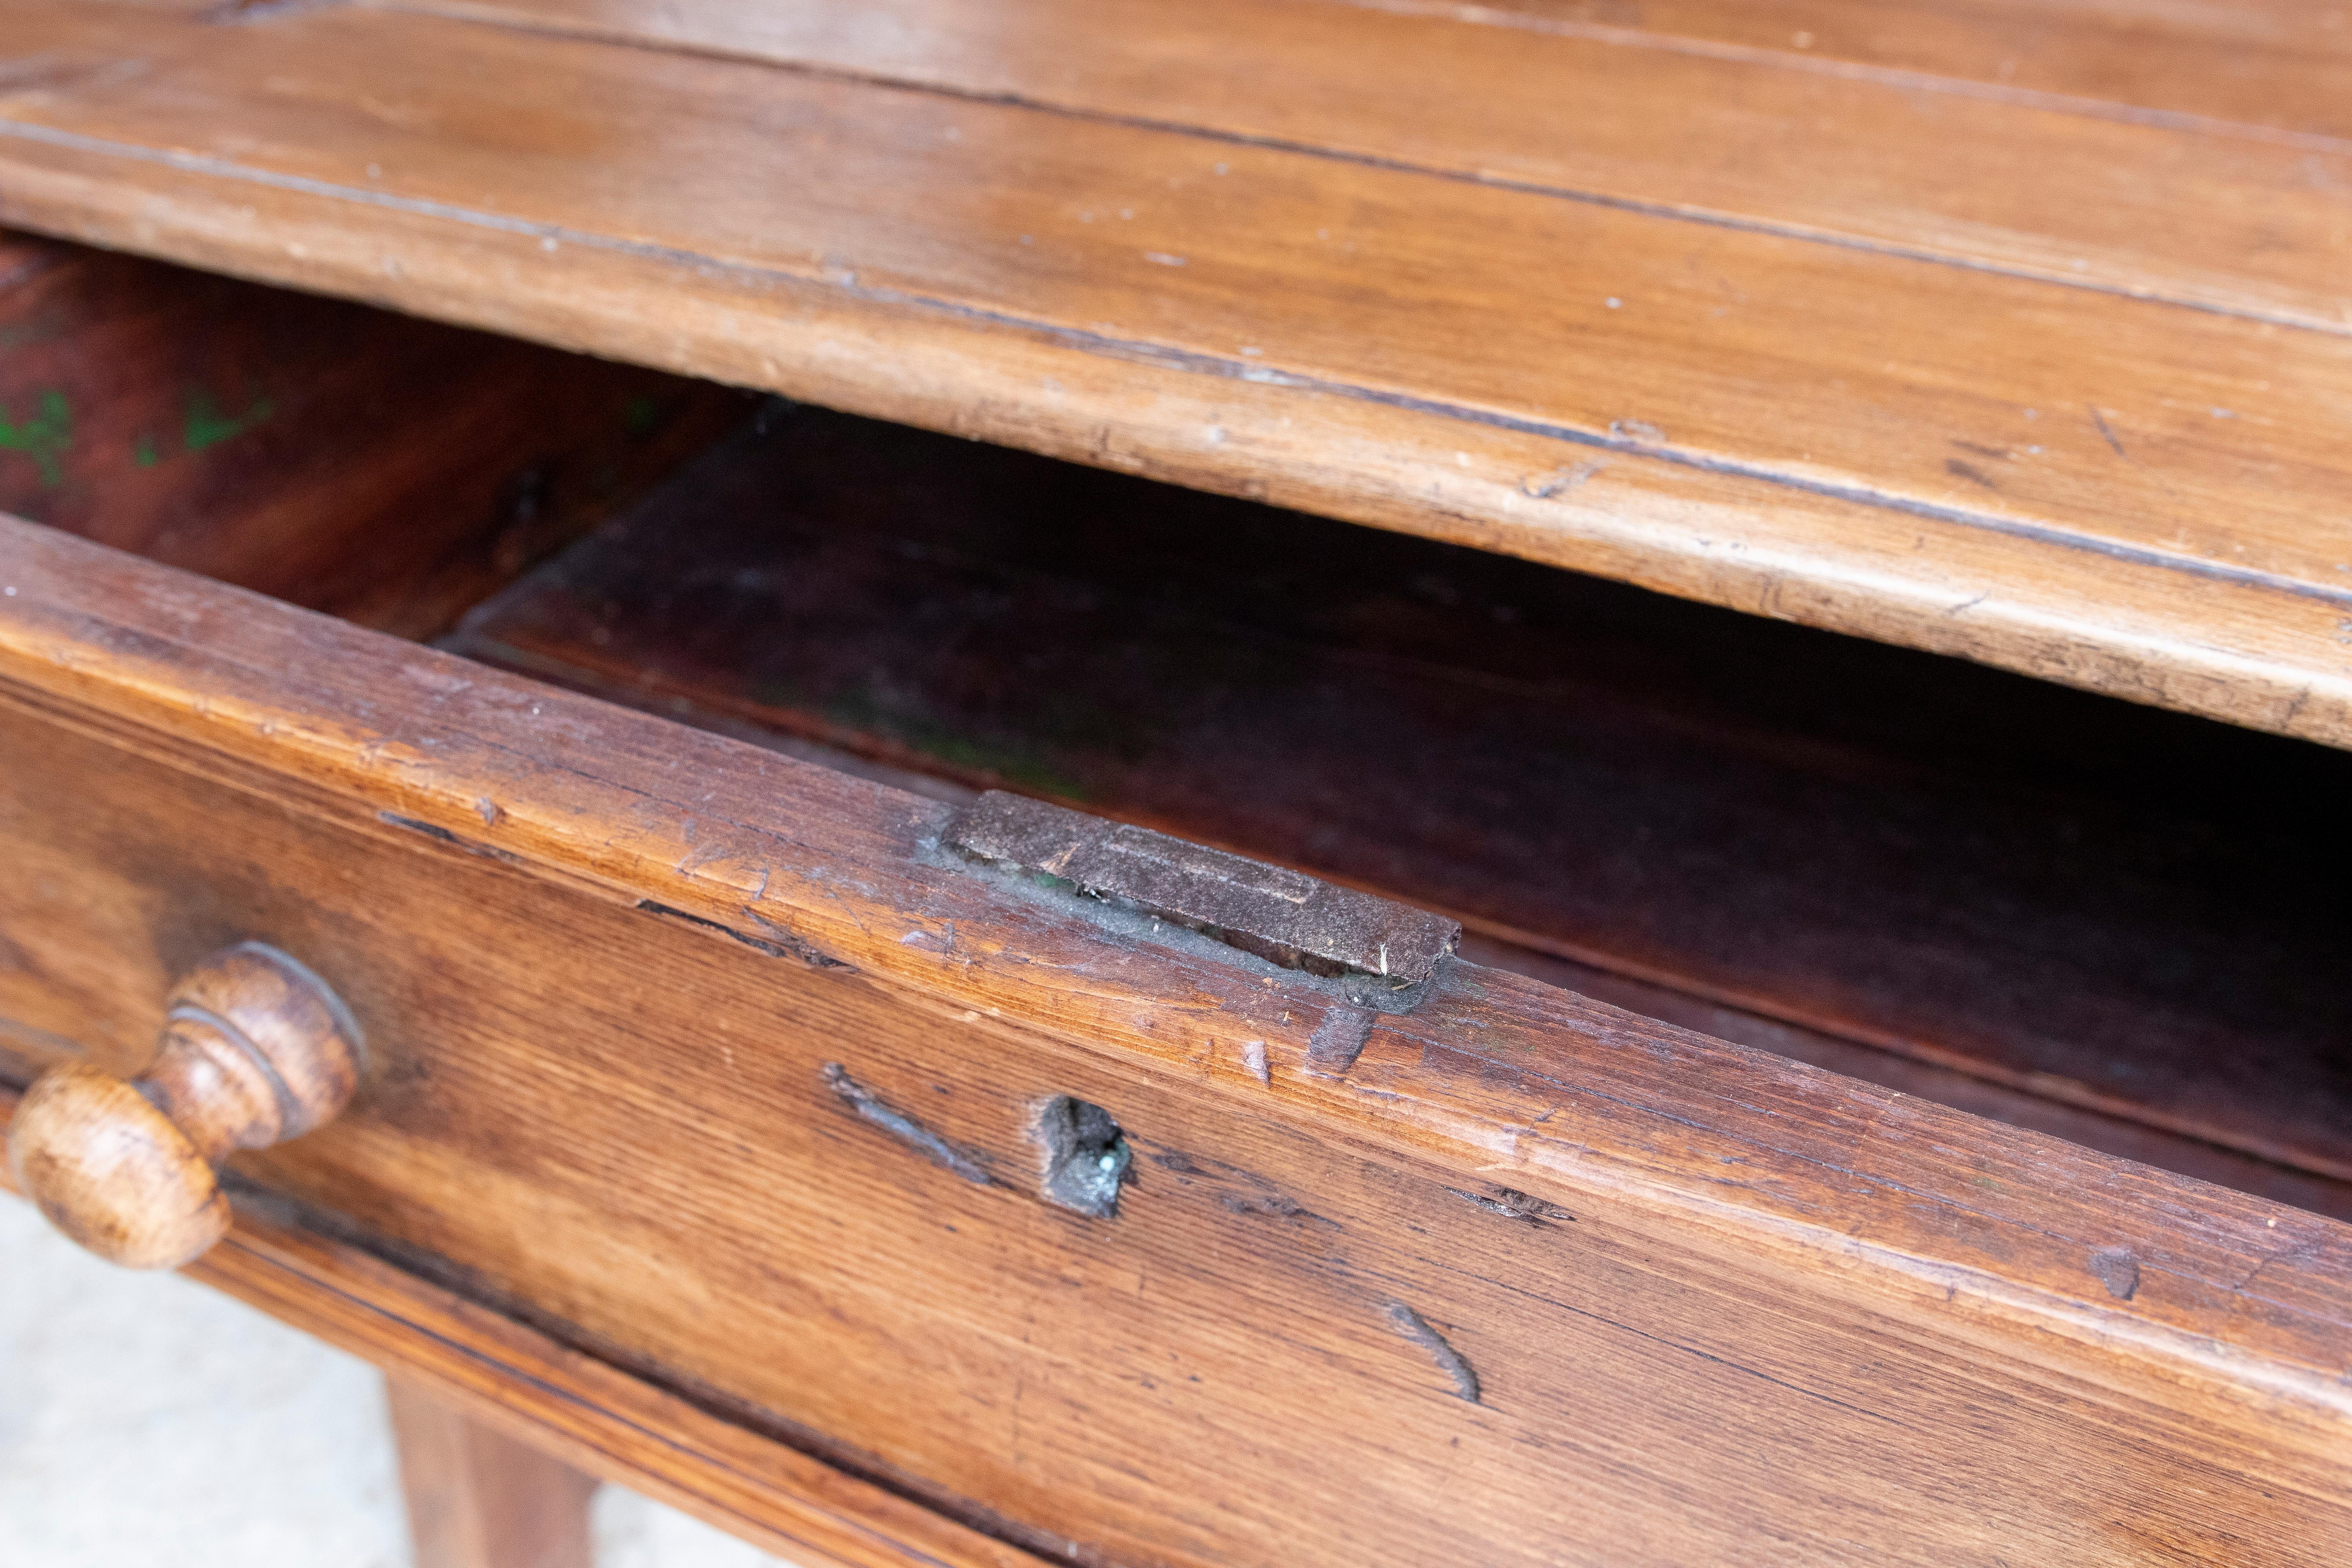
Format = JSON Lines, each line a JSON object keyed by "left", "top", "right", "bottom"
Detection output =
{"left": 422, "top": 0, "right": 2352, "bottom": 326}
{"left": 0, "top": 2, "right": 2347, "bottom": 744}
{"left": 447, "top": 406, "right": 2352, "bottom": 1193}
{"left": 447, "top": 0, "right": 2352, "bottom": 142}
{"left": 4, "top": 513, "right": 2350, "bottom": 1564}
{"left": 1468, "top": 935, "right": 2352, "bottom": 1225}
{"left": 0, "top": 1089, "right": 1047, "bottom": 1568}
{"left": 386, "top": 1377, "right": 600, "bottom": 1568}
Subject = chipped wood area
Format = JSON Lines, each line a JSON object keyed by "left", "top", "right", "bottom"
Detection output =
{"left": 3, "top": 517, "right": 2349, "bottom": 1564}
{"left": 0, "top": 1, "right": 2347, "bottom": 742}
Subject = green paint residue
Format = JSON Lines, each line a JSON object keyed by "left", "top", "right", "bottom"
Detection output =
{"left": 183, "top": 390, "right": 274, "bottom": 453}
{"left": 132, "top": 432, "right": 160, "bottom": 469}
{"left": 0, "top": 389, "right": 71, "bottom": 487}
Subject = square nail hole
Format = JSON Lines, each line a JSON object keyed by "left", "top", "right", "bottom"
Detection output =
{"left": 1035, "top": 1096, "right": 1131, "bottom": 1218}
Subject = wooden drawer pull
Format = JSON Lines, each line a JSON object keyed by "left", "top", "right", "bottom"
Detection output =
{"left": 5, "top": 942, "right": 363, "bottom": 1269}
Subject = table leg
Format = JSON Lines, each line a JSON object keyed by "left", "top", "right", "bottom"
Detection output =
{"left": 387, "top": 1374, "right": 600, "bottom": 1568}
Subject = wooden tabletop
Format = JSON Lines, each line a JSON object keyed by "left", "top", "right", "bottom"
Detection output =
{"left": 2, "top": 0, "right": 2348, "bottom": 743}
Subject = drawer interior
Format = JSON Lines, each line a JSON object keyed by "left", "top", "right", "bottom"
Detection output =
{"left": 0, "top": 230, "right": 750, "bottom": 639}
{"left": 9, "top": 229, "right": 2348, "bottom": 1221}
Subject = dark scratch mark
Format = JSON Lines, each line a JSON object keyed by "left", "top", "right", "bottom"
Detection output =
{"left": 1949, "top": 439, "right": 2009, "bottom": 459}
{"left": 2087, "top": 405, "right": 2128, "bottom": 457}
{"left": 822, "top": 1063, "right": 995, "bottom": 1187}
{"left": 378, "top": 811, "right": 522, "bottom": 864}
{"left": 1943, "top": 458, "right": 1996, "bottom": 488}
{"left": 1219, "top": 1191, "right": 1323, "bottom": 1222}
{"left": 742, "top": 906, "right": 856, "bottom": 969}
{"left": 1386, "top": 1301, "right": 1481, "bottom": 1403}
{"left": 206, "top": 0, "right": 352, "bottom": 22}
{"left": 633, "top": 900, "right": 852, "bottom": 969}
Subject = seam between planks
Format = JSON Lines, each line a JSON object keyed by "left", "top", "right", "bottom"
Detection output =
{"left": 356, "top": 0, "right": 2352, "bottom": 340}
{"left": 1328, "top": 0, "right": 2352, "bottom": 158}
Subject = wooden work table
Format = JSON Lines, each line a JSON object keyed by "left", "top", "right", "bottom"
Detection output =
{"left": 2, "top": 5, "right": 2349, "bottom": 1566}
{"left": 3, "top": 0, "right": 2348, "bottom": 741}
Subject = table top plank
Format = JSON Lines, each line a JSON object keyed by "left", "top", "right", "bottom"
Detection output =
{"left": 1348, "top": 0, "right": 2352, "bottom": 138}
{"left": 428, "top": 0, "right": 2352, "bottom": 330}
{"left": 2, "top": 0, "right": 2348, "bottom": 743}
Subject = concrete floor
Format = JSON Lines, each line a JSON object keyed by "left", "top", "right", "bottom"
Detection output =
{"left": 0, "top": 1195, "right": 793, "bottom": 1567}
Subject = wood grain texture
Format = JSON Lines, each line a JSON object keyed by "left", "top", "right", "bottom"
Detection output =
{"left": 0, "top": 3, "right": 2346, "bottom": 745}
{"left": 443, "top": 406, "right": 2352, "bottom": 1189}
{"left": 3, "top": 514, "right": 2350, "bottom": 1563}
{"left": 0, "top": 1090, "right": 1048, "bottom": 1568}
{"left": 0, "top": 226, "right": 746, "bottom": 638}
{"left": 387, "top": 1377, "right": 599, "bottom": 1568}
{"left": 1397, "top": 0, "right": 2352, "bottom": 138}
{"left": 417, "top": 0, "right": 2352, "bottom": 326}
{"left": 1460, "top": 935, "right": 2352, "bottom": 1225}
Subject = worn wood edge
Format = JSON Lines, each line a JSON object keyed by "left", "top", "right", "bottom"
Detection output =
{"left": 0, "top": 1085, "right": 1046, "bottom": 1568}
{"left": 0, "top": 135, "right": 2345, "bottom": 748}
{"left": 6, "top": 519, "right": 2351, "bottom": 1465}
{"left": 8, "top": 516, "right": 2352, "bottom": 1423}
{"left": 1333, "top": 1020, "right": 2352, "bottom": 1434}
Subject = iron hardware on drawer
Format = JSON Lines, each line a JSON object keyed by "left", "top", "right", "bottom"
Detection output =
{"left": 947, "top": 791, "right": 1460, "bottom": 987}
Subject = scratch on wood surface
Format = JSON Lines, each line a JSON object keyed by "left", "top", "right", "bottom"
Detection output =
{"left": 1386, "top": 1301, "right": 1481, "bottom": 1403}
{"left": 1519, "top": 460, "right": 1600, "bottom": 499}
{"left": 630, "top": 899, "right": 854, "bottom": 969}
{"left": 741, "top": 906, "right": 855, "bottom": 969}
{"left": 822, "top": 1063, "right": 995, "bottom": 1187}
{"left": 378, "top": 810, "right": 521, "bottom": 864}
{"left": 1241, "top": 1039, "right": 1270, "bottom": 1083}
{"left": 206, "top": 0, "right": 354, "bottom": 22}
{"left": 1446, "top": 1186, "right": 1574, "bottom": 1225}
{"left": 2087, "top": 404, "right": 2129, "bottom": 457}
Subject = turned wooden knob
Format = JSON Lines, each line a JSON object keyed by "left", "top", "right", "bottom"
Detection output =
{"left": 5, "top": 942, "right": 363, "bottom": 1269}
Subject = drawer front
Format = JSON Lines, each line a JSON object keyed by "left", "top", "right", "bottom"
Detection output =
{"left": 4, "top": 515, "right": 2349, "bottom": 1566}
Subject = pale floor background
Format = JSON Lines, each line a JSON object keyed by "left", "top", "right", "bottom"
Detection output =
{"left": 0, "top": 1195, "right": 797, "bottom": 1567}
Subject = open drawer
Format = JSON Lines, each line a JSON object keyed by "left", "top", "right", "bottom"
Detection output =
{"left": 2, "top": 233, "right": 2349, "bottom": 1566}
